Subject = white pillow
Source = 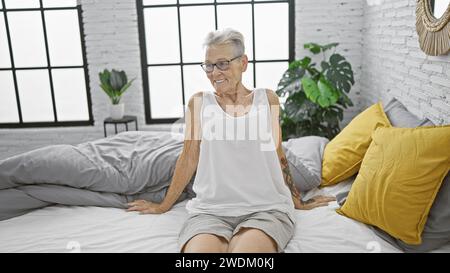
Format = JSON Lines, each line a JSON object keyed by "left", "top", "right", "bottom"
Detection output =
{"left": 282, "top": 136, "right": 329, "bottom": 192}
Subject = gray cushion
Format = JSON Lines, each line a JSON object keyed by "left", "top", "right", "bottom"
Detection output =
{"left": 282, "top": 136, "right": 329, "bottom": 192}
{"left": 371, "top": 174, "right": 450, "bottom": 252}
{"left": 383, "top": 97, "right": 432, "bottom": 127}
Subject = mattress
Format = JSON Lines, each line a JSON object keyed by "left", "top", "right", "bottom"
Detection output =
{"left": 0, "top": 180, "right": 449, "bottom": 253}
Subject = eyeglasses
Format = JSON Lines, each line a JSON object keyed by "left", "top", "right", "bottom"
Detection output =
{"left": 200, "top": 55, "right": 242, "bottom": 73}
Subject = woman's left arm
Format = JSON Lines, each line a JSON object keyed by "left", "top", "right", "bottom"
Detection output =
{"left": 266, "top": 89, "right": 336, "bottom": 210}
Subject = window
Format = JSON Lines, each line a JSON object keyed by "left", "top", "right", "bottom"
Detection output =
{"left": 0, "top": 0, "right": 92, "bottom": 128}
{"left": 137, "top": 0, "right": 294, "bottom": 124}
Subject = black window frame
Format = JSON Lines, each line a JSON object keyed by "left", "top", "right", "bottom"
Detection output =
{"left": 136, "top": 0, "right": 295, "bottom": 124}
{"left": 0, "top": 0, "right": 93, "bottom": 128}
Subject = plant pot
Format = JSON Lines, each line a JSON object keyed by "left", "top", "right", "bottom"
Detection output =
{"left": 110, "top": 103, "right": 125, "bottom": 120}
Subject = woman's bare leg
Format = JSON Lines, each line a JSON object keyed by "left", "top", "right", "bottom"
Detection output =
{"left": 227, "top": 227, "right": 277, "bottom": 253}
{"left": 182, "top": 233, "right": 229, "bottom": 253}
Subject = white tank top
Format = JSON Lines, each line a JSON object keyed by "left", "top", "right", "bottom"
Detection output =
{"left": 185, "top": 88, "right": 296, "bottom": 224}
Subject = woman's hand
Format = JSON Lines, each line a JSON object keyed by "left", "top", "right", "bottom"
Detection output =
{"left": 126, "top": 200, "right": 168, "bottom": 214}
{"left": 294, "top": 195, "right": 336, "bottom": 210}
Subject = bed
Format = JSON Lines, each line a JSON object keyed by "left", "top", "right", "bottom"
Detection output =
{"left": 1, "top": 177, "right": 449, "bottom": 253}
{"left": 1, "top": 96, "right": 449, "bottom": 253}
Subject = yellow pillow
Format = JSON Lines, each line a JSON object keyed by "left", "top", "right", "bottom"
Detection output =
{"left": 321, "top": 102, "right": 391, "bottom": 187}
{"left": 336, "top": 126, "right": 450, "bottom": 245}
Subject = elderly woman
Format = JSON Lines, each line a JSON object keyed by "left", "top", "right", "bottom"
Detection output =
{"left": 127, "top": 28, "right": 335, "bottom": 253}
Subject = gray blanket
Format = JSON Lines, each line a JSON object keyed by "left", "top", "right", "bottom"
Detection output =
{"left": 0, "top": 131, "right": 195, "bottom": 221}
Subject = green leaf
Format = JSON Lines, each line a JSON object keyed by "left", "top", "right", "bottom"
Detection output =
{"left": 99, "top": 83, "right": 118, "bottom": 104}
{"left": 289, "top": 57, "right": 311, "bottom": 70}
{"left": 99, "top": 69, "right": 111, "bottom": 86}
{"left": 283, "top": 92, "right": 314, "bottom": 123}
{"left": 301, "top": 77, "right": 320, "bottom": 102}
{"left": 301, "top": 76, "right": 340, "bottom": 108}
{"left": 337, "top": 92, "right": 354, "bottom": 108}
{"left": 321, "top": 43, "right": 339, "bottom": 51}
{"left": 100, "top": 83, "right": 114, "bottom": 96}
{"left": 110, "top": 69, "right": 123, "bottom": 91}
{"left": 320, "top": 61, "right": 329, "bottom": 71}
{"left": 119, "top": 78, "right": 135, "bottom": 96}
{"left": 119, "top": 70, "right": 127, "bottom": 85}
{"left": 112, "top": 96, "right": 120, "bottom": 104}
{"left": 304, "top": 43, "right": 322, "bottom": 54}
{"left": 323, "top": 53, "right": 354, "bottom": 93}
{"left": 317, "top": 78, "right": 340, "bottom": 107}
{"left": 276, "top": 65, "right": 305, "bottom": 97}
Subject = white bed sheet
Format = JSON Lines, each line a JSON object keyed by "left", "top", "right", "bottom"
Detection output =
{"left": 0, "top": 180, "right": 449, "bottom": 253}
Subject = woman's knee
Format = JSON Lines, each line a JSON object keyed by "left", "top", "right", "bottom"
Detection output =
{"left": 228, "top": 227, "right": 278, "bottom": 253}
{"left": 182, "top": 233, "right": 229, "bottom": 253}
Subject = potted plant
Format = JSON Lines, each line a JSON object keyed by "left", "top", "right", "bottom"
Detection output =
{"left": 276, "top": 42, "right": 355, "bottom": 140}
{"left": 99, "top": 69, "right": 135, "bottom": 120}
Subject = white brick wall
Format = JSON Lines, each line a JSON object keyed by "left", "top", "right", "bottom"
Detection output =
{"left": 361, "top": 0, "right": 450, "bottom": 124}
{"left": 81, "top": 0, "right": 143, "bottom": 127}
{"left": 295, "top": 0, "right": 365, "bottom": 126}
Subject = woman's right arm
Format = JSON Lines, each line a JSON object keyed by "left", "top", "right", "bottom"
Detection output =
{"left": 127, "top": 92, "right": 203, "bottom": 214}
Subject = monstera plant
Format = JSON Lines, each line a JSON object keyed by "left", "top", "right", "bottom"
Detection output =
{"left": 276, "top": 43, "right": 354, "bottom": 140}
{"left": 99, "top": 69, "right": 135, "bottom": 120}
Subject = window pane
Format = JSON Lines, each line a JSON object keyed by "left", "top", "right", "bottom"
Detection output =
{"left": 144, "top": 7, "right": 180, "bottom": 64}
{"left": 43, "top": 0, "right": 77, "bottom": 8}
{"left": 243, "top": 62, "right": 254, "bottom": 89}
{"left": 0, "top": 71, "right": 19, "bottom": 123}
{"left": 0, "top": 1, "right": 2, "bottom": 9}
{"left": 255, "top": 62, "right": 287, "bottom": 91}
{"left": 0, "top": 13, "right": 11, "bottom": 68}
{"left": 16, "top": 70, "right": 54, "bottom": 122}
{"left": 44, "top": 10, "right": 83, "bottom": 66}
{"left": 254, "top": 3, "right": 288, "bottom": 60}
{"left": 217, "top": 4, "right": 253, "bottom": 60}
{"left": 143, "top": 0, "right": 177, "bottom": 5}
{"left": 4, "top": 0, "right": 40, "bottom": 9}
{"left": 183, "top": 64, "right": 212, "bottom": 104}
{"left": 179, "top": 0, "right": 213, "bottom": 3}
{"left": 180, "top": 6, "right": 215, "bottom": 63}
{"left": 148, "top": 66, "right": 183, "bottom": 118}
{"left": 52, "top": 68, "right": 89, "bottom": 121}
{"left": 8, "top": 11, "right": 47, "bottom": 67}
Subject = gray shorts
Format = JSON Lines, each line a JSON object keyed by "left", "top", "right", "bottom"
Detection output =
{"left": 178, "top": 210, "right": 295, "bottom": 253}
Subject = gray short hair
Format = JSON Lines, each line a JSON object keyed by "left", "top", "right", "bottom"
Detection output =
{"left": 203, "top": 28, "right": 245, "bottom": 56}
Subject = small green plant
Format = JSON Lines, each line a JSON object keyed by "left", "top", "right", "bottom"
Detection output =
{"left": 276, "top": 43, "right": 355, "bottom": 140}
{"left": 99, "top": 69, "right": 135, "bottom": 104}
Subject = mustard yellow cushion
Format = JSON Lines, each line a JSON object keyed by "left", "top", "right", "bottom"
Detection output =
{"left": 336, "top": 126, "right": 450, "bottom": 245}
{"left": 321, "top": 102, "right": 391, "bottom": 187}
